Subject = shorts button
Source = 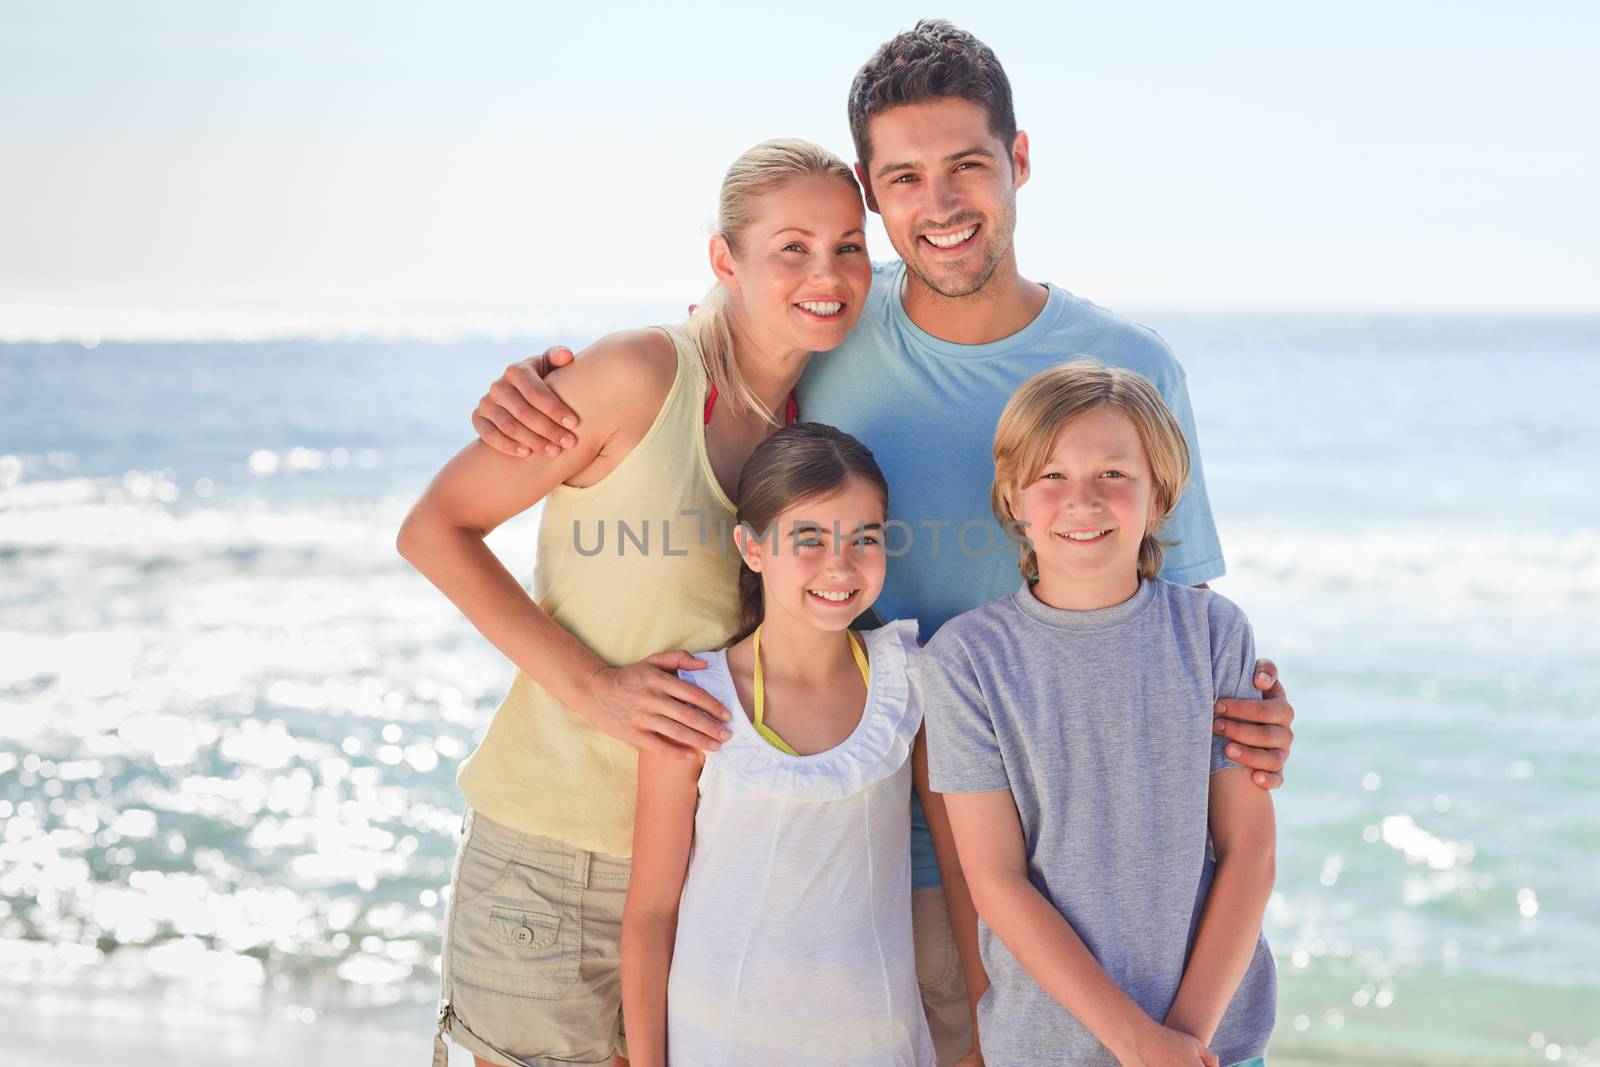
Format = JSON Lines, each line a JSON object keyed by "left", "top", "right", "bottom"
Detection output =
{"left": 511, "top": 925, "right": 534, "bottom": 946}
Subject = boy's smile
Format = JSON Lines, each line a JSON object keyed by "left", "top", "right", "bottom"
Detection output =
{"left": 1007, "top": 407, "right": 1160, "bottom": 611}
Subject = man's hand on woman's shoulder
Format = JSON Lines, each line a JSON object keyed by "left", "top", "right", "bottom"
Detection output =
{"left": 474, "top": 344, "right": 581, "bottom": 457}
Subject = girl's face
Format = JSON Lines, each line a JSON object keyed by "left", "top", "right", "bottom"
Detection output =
{"left": 737, "top": 475, "right": 888, "bottom": 633}
{"left": 715, "top": 174, "right": 873, "bottom": 355}
{"left": 1005, "top": 406, "right": 1162, "bottom": 607}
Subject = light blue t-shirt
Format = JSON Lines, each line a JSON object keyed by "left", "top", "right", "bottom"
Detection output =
{"left": 797, "top": 261, "right": 1226, "bottom": 890}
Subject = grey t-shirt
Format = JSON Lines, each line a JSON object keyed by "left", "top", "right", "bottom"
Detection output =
{"left": 919, "top": 578, "right": 1276, "bottom": 1067}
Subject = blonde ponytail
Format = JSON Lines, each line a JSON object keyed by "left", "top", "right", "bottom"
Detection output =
{"left": 682, "top": 138, "right": 859, "bottom": 426}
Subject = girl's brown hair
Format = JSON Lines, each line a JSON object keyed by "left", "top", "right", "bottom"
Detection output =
{"left": 990, "top": 360, "right": 1191, "bottom": 583}
{"left": 731, "top": 423, "right": 888, "bottom": 643}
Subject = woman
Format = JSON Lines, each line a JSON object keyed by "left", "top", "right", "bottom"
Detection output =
{"left": 398, "top": 139, "right": 873, "bottom": 1067}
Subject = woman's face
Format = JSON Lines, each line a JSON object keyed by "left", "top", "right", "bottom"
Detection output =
{"left": 737, "top": 475, "right": 888, "bottom": 632}
{"left": 717, "top": 174, "right": 872, "bottom": 355}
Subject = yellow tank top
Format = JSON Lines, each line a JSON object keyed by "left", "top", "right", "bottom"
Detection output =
{"left": 456, "top": 325, "right": 743, "bottom": 857}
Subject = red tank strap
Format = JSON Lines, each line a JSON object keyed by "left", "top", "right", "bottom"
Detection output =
{"left": 704, "top": 384, "right": 801, "bottom": 426}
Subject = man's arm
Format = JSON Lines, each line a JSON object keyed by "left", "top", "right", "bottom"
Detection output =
{"left": 473, "top": 345, "right": 583, "bottom": 456}
{"left": 913, "top": 728, "right": 987, "bottom": 1066}
{"left": 943, "top": 789, "right": 1218, "bottom": 1067}
{"left": 1214, "top": 659, "right": 1294, "bottom": 788}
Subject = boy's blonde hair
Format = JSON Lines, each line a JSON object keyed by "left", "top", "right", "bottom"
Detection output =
{"left": 684, "top": 139, "right": 860, "bottom": 426}
{"left": 989, "top": 360, "right": 1191, "bottom": 583}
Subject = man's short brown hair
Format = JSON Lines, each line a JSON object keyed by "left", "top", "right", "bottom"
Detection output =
{"left": 847, "top": 19, "right": 1017, "bottom": 172}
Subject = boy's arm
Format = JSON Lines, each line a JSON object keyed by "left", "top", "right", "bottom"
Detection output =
{"left": 1163, "top": 768, "right": 1276, "bottom": 1044}
{"left": 913, "top": 728, "right": 988, "bottom": 1064}
{"left": 620, "top": 748, "right": 702, "bottom": 1067}
{"left": 944, "top": 789, "right": 1216, "bottom": 1067}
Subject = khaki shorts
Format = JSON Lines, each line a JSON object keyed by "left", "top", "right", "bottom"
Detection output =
{"left": 914, "top": 884, "right": 975, "bottom": 1067}
{"left": 433, "top": 809, "right": 631, "bottom": 1067}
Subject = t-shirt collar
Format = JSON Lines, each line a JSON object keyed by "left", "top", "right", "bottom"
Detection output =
{"left": 889, "top": 260, "right": 1067, "bottom": 361}
{"left": 1010, "top": 577, "right": 1157, "bottom": 631}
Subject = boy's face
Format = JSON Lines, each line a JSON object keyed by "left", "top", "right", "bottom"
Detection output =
{"left": 857, "top": 97, "right": 1029, "bottom": 299}
{"left": 736, "top": 476, "right": 887, "bottom": 632}
{"left": 1005, "top": 407, "right": 1161, "bottom": 599}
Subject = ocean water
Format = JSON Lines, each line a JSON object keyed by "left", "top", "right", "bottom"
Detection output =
{"left": 1, "top": 313, "right": 1597, "bottom": 1066}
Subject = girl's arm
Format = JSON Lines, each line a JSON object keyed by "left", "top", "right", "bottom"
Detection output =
{"left": 1162, "top": 768, "right": 1276, "bottom": 1044}
{"left": 912, "top": 727, "right": 988, "bottom": 1065}
{"left": 944, "top": 789, "right": 1217, "bottom": 1067}
{"left": 395, "top": 331, "right": 731, "bottom": 755}
{"left": 621, "top": 749, "right": 702, "bottom": 1067}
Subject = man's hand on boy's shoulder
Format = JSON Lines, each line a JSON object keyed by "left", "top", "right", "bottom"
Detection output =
{"left": 1214, "top": 659, "right": 1294, "bottom": 790}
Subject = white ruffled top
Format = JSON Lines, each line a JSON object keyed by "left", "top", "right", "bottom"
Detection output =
{"left": 687, "top": 617, "right": 923, "bottom": 802}
{"left": 665, "top": 618, "right": 935, "bottom": 1066}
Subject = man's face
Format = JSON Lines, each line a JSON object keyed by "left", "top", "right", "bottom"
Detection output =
{"left": 858, "top": 97, "right": 1028, "bottom": 299}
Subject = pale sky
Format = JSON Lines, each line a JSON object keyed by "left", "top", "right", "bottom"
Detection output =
{"left": 2, "top": 0, "right": 1596, "bottom": 338}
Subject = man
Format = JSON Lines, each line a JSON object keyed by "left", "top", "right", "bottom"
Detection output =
{"left": 469, "top": 20, "right": 1295, "bottom": 1066}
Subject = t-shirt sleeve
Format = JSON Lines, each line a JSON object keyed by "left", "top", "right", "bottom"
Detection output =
{"left": 1145, "top": 341, "right": 1227, "bottom": 587}
{"left": 918, "top": 635, "right": 1010, "bottom": 793}
{"left": 1209, "top": 597, "right": 1260, "bottom": 774}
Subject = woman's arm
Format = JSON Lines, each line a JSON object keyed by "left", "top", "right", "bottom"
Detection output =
{"left": 912, "top": 727, "right": 988, "bottom": 1065}
{"left": 943, "top": 789, "right": 1217, "bottom": 1067}
{"left": 395, "top": 331, "right": 731, "bottom": 755}
{"left": 621, "top": 749, "right": 702, "bottom": 1067}
{"left": 1162, "top": 768, "right": 1276, "bottom": 1044}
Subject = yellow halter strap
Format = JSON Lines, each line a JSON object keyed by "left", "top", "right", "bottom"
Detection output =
{"left": 750, "top": 624, "right": 871, "bottom": 757}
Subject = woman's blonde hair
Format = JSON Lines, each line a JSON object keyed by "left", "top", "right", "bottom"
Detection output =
{"left": 684, "top": 138, "right": 860, "bottom": 425}
{"left": 989, "top": 360, "right": 1191, "bottom": 583}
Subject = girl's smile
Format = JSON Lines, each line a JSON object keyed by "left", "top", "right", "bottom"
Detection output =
{"left": 736, "top": 475, "right": 887, "bottom": 634}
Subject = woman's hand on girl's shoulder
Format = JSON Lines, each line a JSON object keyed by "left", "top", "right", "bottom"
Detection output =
{"left": 579, "top": 650, "right": 735, "bottom": 759}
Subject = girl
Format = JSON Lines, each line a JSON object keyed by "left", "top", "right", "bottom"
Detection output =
{"left": 397, "top": 140, "right": 872, "bottom": 1067}
{"left": 921, "top": 362, "right": 1277, "bottom": 1067}
{"left": 622, "top": 423, "right": 937, "bottom": 1067}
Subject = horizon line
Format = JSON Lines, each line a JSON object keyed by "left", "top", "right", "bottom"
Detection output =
{"left": 3, "top": 298, "right": 1598, "bottom": 346}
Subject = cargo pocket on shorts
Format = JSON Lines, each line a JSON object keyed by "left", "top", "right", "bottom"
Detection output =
{"left": 448, "top": 848, "right": 583, "bottom": 1000}
{"left": 489, "top": 905, "right": 560, "bottom": 951}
